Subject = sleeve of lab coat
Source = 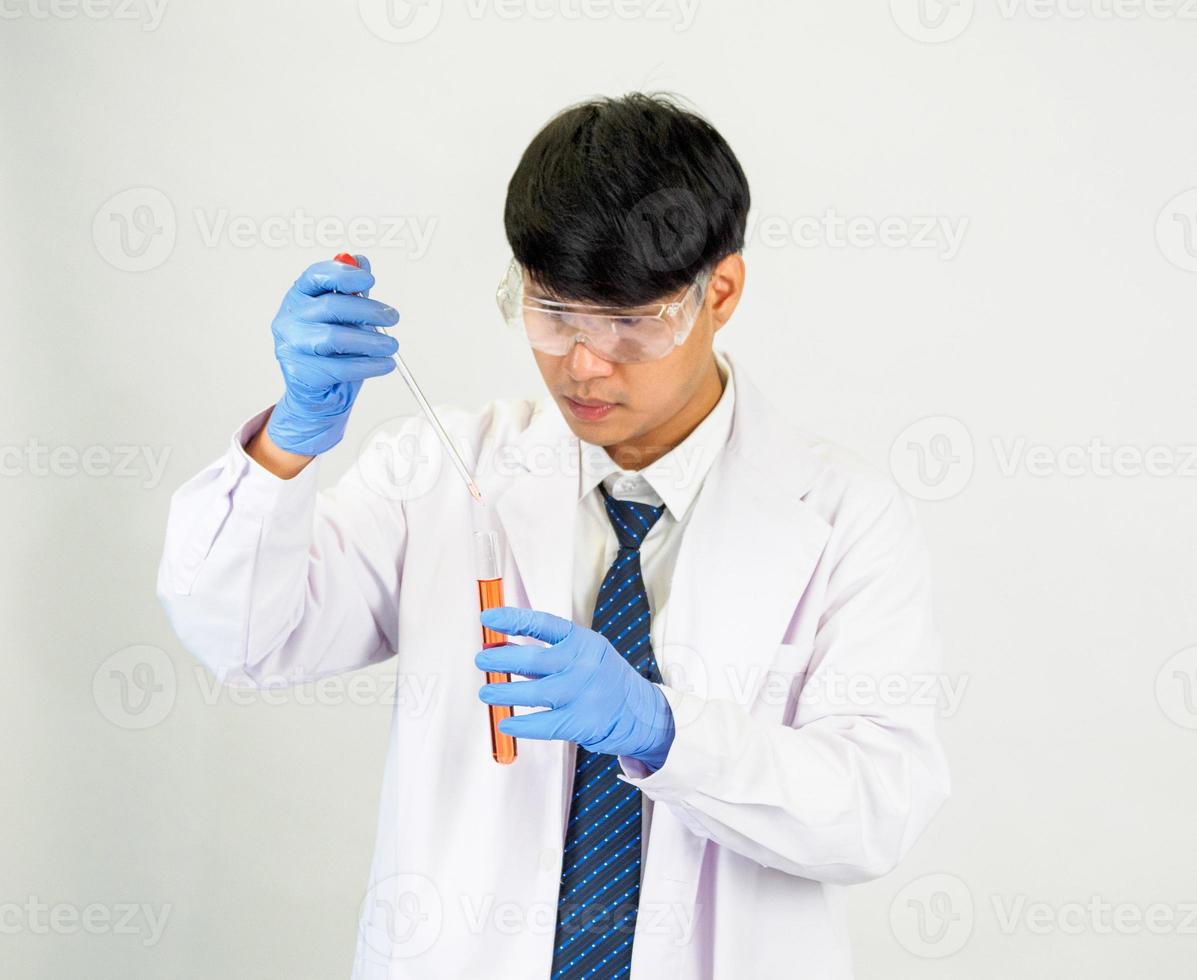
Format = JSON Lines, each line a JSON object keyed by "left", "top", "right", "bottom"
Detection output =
{"left": 156, "top": 407, "right": 408, "bottom": 687}
{"left": 620, "top": 486, "right": 951, "bottom": 885}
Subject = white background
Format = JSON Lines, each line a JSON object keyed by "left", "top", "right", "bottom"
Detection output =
{"left": 2, "top": 0, "right": 1196, "bottom": 977}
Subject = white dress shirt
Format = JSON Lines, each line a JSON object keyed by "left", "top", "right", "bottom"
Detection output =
{"left": 571, "top": 348, "right": 734, "bottom": 851}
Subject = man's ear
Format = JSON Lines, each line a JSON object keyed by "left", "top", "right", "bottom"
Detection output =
{"left": 708, "top": 252, "right": 745, "bottom": 332}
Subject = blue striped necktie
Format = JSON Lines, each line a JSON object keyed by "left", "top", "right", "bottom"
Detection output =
{"left": 550, "top": 483, "right": 667, "bottom": 980}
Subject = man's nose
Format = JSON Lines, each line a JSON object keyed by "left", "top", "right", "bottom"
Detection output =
{"left": 564, "top": 339, "right": 615, "bottom": 380}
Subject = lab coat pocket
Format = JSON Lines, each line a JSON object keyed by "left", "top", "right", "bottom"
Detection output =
{"left": 754, "top": 641, "right": 815, "bottom": 725}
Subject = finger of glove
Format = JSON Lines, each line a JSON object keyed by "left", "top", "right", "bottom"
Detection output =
{"left": 479, "top": 673, "right": 569, "bottom": 709}
{"left": 474, "top": 641, "right": 568, "bottom": 678}
{"left": 281, "top": 320, "right": 398, "bottom": 358}
{"left": 293, "top": 260, "right": 375, "bottom": 298}
{"left": 278, "top": 350, "right": 396, "bottom": 386}
{"left": 480, "top": 607, "right": 574, "bottom": 646}
{"left": 294, "top": 292, "right": 399, "bottom": 328}
{"left": 497, "top": 707, "right": 575, "bottom": 742}
{"left": 352, "top": 255, "right": 372, "bottom": 297}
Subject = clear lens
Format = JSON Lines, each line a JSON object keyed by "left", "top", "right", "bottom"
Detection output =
{"left": 496, "top": 259, "right": 707, "bottom": 364}
{"left": 523, "top": 310, "right": 678, "bottom": 363}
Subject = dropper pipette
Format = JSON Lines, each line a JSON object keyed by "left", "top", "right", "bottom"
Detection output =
{"left": 333, "top": 252, "right": 484, "bottom": 503}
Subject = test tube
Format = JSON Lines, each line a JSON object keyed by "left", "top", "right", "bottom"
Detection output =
{"left": 475, "top": 529, "right": 517, "bottom": 765}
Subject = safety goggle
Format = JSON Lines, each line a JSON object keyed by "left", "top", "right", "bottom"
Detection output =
{"left": 495, "top": 258, "right": 711, "bottom": 364}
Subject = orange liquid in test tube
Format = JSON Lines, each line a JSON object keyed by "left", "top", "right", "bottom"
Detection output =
{"left": 476, "top": 531, "right": 517, "bottom": 764}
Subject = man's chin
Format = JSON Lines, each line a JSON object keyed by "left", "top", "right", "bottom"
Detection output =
{"left": 558, "top": 409, "right": 629, "bottom": 447}
{"left": 561, "top": 415, "right": 620, "bottom": 443}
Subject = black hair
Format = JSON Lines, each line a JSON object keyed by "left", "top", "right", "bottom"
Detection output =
{"left": 503, "top": 92, "right": 750, "bottom": 307}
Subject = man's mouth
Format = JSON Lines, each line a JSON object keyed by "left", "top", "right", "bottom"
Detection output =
{"left": 563, "top": 395, "right": 617, "bottom": 422}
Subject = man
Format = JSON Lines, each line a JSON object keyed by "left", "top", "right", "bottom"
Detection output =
{"left": 158, "top": 92, "right": 949, "bottom": 979}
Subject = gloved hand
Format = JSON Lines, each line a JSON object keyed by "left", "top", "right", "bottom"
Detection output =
{"left": 476, "top": 607, "right": 676, "bottom": 770}
{"left": 266, "top": 255, "right": 400, "bottom": 456}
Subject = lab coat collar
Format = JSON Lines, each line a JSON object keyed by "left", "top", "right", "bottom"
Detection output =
{"left": 490, "top": 349, "right": 831, "bottom": 622}
{"left": 496, "top": 347, "right": 831, "bottom": 505}
{"left": 576, "top": 348, "right": 736, "bottom": 522}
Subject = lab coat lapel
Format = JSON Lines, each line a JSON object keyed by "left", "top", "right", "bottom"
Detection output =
{"left": 635, "top": 357, "right": 834, "bottom": 973}
{"left": 660, "top": 355, "right": 832, "bottom": 707}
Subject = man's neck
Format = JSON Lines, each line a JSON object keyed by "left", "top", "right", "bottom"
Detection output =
{"left": 606, "top": 357, "right": 726, "bottom": 471}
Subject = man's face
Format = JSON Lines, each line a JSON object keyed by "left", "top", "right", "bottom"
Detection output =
{"left": 528, "top": 256, "right": 742, "bottom": 463}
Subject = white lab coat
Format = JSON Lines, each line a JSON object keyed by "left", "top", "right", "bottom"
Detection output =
{"left": 157, "top": 350, "right": 949, "bottom": 980}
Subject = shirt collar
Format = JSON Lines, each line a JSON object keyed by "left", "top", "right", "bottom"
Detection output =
{"left": 577, "top": 348, "right": 735, "bottom": 522}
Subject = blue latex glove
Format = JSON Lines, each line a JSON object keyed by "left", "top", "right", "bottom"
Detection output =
{"left": 476, "top": 607, "right": 676, "bottom": 770}
{"left": 266, "top": 255, "right": 400, "bottom": 456}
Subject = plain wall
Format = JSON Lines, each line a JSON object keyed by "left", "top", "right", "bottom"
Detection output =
{"left": 2, "top": 1, "right": 1196, "bottom": 977}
